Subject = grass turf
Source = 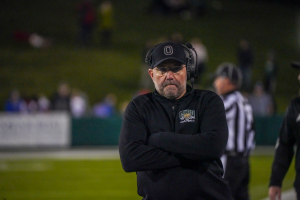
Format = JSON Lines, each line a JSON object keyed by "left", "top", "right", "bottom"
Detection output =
{"left": 0, "top": 156, "right": 296, "bottom": 200}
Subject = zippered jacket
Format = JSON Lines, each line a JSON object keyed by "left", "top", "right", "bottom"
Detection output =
{"left": 119, "top": 85, "right": 233, "bottom": 200}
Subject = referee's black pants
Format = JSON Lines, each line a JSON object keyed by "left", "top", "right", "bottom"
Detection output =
{"left": 222, "top": 155, "right": 250, "bottom": 200}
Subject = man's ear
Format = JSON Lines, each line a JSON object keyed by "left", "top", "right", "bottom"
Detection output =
{"left": 148, "top": 69, "right": 154, "bottom": 80}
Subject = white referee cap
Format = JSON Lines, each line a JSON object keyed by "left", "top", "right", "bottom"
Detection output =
{"left": 215, "top": 62, "right": 242, "bottom": 88}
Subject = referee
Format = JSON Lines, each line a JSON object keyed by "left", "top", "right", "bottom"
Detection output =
{"left": 268, "top": 62, "right": 300, "bottom": 200}
{"left": 213, "top": 62, "right": 255, "bottom": 200}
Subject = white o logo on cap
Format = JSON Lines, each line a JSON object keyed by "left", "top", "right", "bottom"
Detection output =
{"left": 164, "top": 46, "right": 173, "bottom": 55}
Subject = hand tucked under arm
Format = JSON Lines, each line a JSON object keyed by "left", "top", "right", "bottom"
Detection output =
{"left": 119, "top": 101, "right": 182, "bottom": 172}
{"left": 147, "top": 94, "right": 228, "bottom": 161}
{"left": 147, "top": 130, "right": 227, "bottom": 160}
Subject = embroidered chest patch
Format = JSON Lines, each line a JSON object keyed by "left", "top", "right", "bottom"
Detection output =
{"left": 179, "top": 109, "right": 195, "bottom": 123}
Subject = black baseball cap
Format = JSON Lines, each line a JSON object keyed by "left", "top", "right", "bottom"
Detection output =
{"left": 148, "top": 42, "right": 186, "bottom": 68}
{"left": 291, "top": 61, "right": 300, "bottom": 69}
{"left": 215, "top": 62, "right": 242, "bottom": 88}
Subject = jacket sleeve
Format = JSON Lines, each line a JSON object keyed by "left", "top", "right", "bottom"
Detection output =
{"left": 269, "top": 102, "right": 296, "bottom": 187}
{"left": 119, "top": 101, "right": 182, "bottom": 172}
{"left": 147, "top": 92, "right": 228, "bottom": 160}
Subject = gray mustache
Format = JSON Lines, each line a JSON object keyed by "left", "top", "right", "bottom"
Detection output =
{"left": 163, "top": 81, "right": 178, "bottom": 87}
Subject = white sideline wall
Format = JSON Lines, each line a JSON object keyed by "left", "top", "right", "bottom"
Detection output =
{"left": 0, "top": 112, "right": 70, "bottom": 147}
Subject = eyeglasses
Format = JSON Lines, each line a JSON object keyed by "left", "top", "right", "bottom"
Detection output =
{"left": 154, "top": 66, "right": 184, "bottom": 76}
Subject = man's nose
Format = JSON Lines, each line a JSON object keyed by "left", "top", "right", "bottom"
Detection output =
{"left": 165, "top": 71, "right": 175, "bottom": 79}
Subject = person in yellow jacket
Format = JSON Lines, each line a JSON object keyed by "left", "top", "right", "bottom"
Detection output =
{"left": 97, "top": 0, "right": 114, "bottom": 48}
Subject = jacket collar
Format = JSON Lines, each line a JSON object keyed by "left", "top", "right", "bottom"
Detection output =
{"left": 222, "top": 89, "right": 237, "bottom": 98}
{"left": 152, "top": 85, "right": 193, "bottom": 104}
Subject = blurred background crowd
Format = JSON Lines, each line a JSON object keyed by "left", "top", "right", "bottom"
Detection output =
{"left": 1, "top": 0, "right": 300, "bottom": 119}
{"left": 4, "top": 32, "right": 278, "bottom": 119}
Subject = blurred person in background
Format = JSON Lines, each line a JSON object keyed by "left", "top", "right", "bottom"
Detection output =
{"left": 93, "top": 93, "right": 116, "bottom": 118}
{"left": 237, "top": 39, "right": 254, "bottom": 92}
{"left": 248, "top": 81, "right": 275, "bottom": 117}
{"left": 70, "top": 89, "right": 88, "bottom": 118}
{"left": 76, "top": 0, "right": 96, "bottom": 48}
{"left": 37, "top": 94, "right": 51, "bottom": 112}
{"left": 50, "top": 82, "right": 71, "bottom": 112}
{"left": 119, "top": 41, "right": 233, "bottom": 200}
{"left": 264, "top": 49, "right": 278, "bottom": 95}
{"left": 13, "top": 29, "right": 53, "bottom": 49}
{"left": 4, "top": 89, "right": 27, "bottom": 113}
{"left": 213, "top": 63, "right": 255, "bottom": 200}
{"left": 268, "top": 62, "right": 300, "bottom": 200}
{"left": 97, "top": 0, "right": 114, "bottom": 48}
{"left": 28, "top": 33, "right": 53, "bottom": 49}
{"left": 23, "top": 94, "right": 39, "bottom": 113}
{"left": 190, "top": 37, "right": 208, "bottom": 88}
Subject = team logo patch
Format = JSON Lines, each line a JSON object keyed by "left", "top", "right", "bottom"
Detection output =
{"left": 179, "top": 109, "right": 195, "bottom": 123}
{"left": 164, "top": 45, "right": 173, "bottom": 55}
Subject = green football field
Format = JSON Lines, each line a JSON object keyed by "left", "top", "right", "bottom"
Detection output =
{"left": 0, "top": 153, "right": 296, "bottom": 200}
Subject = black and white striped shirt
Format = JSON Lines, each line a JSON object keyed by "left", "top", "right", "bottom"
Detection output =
{"left": 221, "top": 91, "right": 255, "bottom": 157}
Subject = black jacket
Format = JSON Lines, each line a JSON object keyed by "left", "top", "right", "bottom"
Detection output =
{"left": 270, "top": 97, "right": 300, "bottom": 193}
{"left": 119, "top": 86, "right": 233, "bottom": 200}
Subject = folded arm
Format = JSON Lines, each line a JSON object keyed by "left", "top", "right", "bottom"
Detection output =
{"left": 119, "top": 101, "right": 182, "bottom": 172}
{"left": 148, "top": 93, "right": 228, "bottom": 160}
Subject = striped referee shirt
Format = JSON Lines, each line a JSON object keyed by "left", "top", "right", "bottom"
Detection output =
{"left": 221, "top": 90, "right": 255, "bottom": 157}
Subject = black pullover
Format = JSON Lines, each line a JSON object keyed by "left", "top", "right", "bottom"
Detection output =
{"left": 119, "top": 86, "right": 233, "bottom": 200}
{"left": 269, "top": 97, "right": 300, "bottom": 197}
